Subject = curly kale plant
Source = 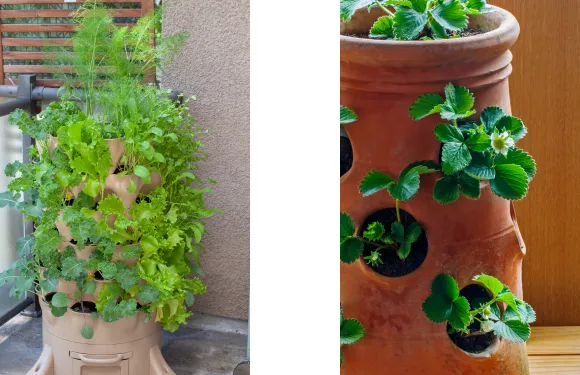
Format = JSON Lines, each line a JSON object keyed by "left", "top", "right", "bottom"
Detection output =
{"left": 340, "top": 0, "right": 494, "bottom": 40}
{"left": 340, "top": 306, "right": 365, "bottom": 366}
{"left": 410, "top": 83, "right": 536, "bottom": 203}
{"left": 422, "top": 274, "right": 535, "bottom": 343}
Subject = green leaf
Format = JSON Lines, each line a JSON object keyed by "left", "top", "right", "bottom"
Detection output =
{"left": 341, "top": 238, "right": 364, "bottom": 264}
{"left": 434, "top": 175, "right": 460, "bottom": 204}
{"left": 397, "top": 242, "right": 411, "bottom": 259}
{"left": 432, "top": 273, "right": 460, "bottom": 300}
{"left": 459, "top": 173, "right": 480, "bottom": 199}
{"left": 363, "top": 222, "right": 385, "bottom": 241}
{"left": 369, "top": 16, "right": 394, "bottom": 38}
{"left": 490, "top": 164, "right": 529, "bottom": 200}
{"left": 473, "top": 274, "right": 504, "bottom": 297}
{"left": 434, "top": 124, "right": 464, "bottom": 143}
{"left": 340, "top": 212, "right": 357, "bottom": 239}
{"left": 523, "top": 302, "right": 536, "bottom": 324}
{"left": 340, "top": 106, "right": 358, "bottom": 124}
{"left": 464, "top": 0, "right": 486, "bottom": 12}
{"left": 137, "top": 285, "right": 160, "bottom": 303}
{"left": 481, "top": 106, "right": 505, "bottom": 133}
{"left": 61, "top": 258, "right": 85, "bottom": 280}
{"left": 185, "top": 293, "right": 195, "bottom": 307}
{"left": 429, "top": 18, "right": 449, "bottom": 39}
{"left": 40, "top": 278, "right": 58, "bottom": 293}
{"left": 359, "top": 170, "right": 395, "bottom": 197}
{"left": 51, "top": 292, "right": 69, "bottom": 308}
{"left": 497, "top": 290, "right": 519, "bottom": 316}
{"left": 121, "top": 245, "right": 142, "bottom": 260}
{"left": 410, "top": 94, "right": 445, "bottom": 120}
{"left": 422, "top": 294, "right": 453, "bottom": 323}
{"left": 128, "top": 179, "right": 137, "bottom": 193}
{"left": 495, "top": 148, "right": 536, "bottom": 181}
{"left": 465, "top": 132, "right": 491, "bottom": 152}
{"left": 16, "top": 236, "right": 34, "bottom": 257}
{"left": 0, "top": 191, "right": 20, "bottom": 208}
{"left": 393, "top": 7, "right": 428, "bottom": 41}
{"left": 464, "top": 152, "right": 495, "bottom": 180}
{"left": 441, "top": 84, "right": 476, "bottom": 120}
{"left": 391, "top": 221, "right": 405, "bottom": 243}
{"left": 340, "top": 318, "right": 365, "bottom": 344}
{"left": 441, "top": 142, "right": 471, "bottom": 174}
{"left": 83, "top": 280, "right": 97, "bottom": 295}
{"left": 493, "top": 320, "right": 530, "bottom": 343}
{"left": 430, "top": 0, "right": 468, "bottom": 31}
{"left": 410, "top": 0, "right": 428, "bottom": 12}
{"left": 134, "top": 165, "right": 151, "bottom": 184}
{"left": 388, "top": 171, "right": 420, "bottom": 201}
{"left": 340, "top": 0, "right": 375, "bottom": 22}
{"left": 401, "top": 160, "right": 440, "bottom": 176}
{"left": 448, "top": 296, "right": 471, "bottom": 330}
{"left": 405, "top": 222, "right": 422, "bottom": 243}
{"left": 81, "top": 324, "right": 94, "bottom": 339}
{"left": 50, "top": 305, "right": 67, "bottom": 317}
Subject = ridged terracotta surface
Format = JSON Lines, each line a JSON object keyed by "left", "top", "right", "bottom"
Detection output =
{"left": 340, "top": 7, "right": 530, "bottom": 375}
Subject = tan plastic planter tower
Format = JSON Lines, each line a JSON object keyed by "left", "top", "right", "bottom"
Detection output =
{"left": 27, "top": 139, "right": 175, "bottom": 375}
{"left": 340, "top": 6, "right": 530, "bottom": 375}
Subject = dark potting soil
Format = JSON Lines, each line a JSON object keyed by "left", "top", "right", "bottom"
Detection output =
{"left": 448, "top": 284, "right": 497, "bottom": 353}
{"left": 44, "top": 292, "right": 55, "bottom": 303}
{"left": 341, "top": 136, "right": 353, "bottom": 177}
{"left": 71, "top": 301, "right": 97, "bottom": 314}
{"left": 344, "top": 28, "right": 488, "bottom": 40}
{"left": 94, "top": 271, "right": 104, "bottom": 280}
{"left": 360, "top": 208, "right": 428, "bottom": 277}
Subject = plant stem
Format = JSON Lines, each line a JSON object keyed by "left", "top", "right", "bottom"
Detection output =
{"left": 395, "top": 199, "right": 401, "bottom": 223}
{"left": 375, "top": 0, "right": 395, "bottom": 16}
{"left": 453, "top": 119, "right": 458, "bottom": 127}
{"left": 470, "top": 298, "right": 496, "bottom": 316}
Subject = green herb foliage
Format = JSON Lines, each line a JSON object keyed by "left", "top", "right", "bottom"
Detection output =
{"left": 422, "top": 274, "right": 535, "bottom": 343}
{"left": 0, "top": 4, "right": 216, "bottom": 337}
{"left": 340, "top": 0, "right": 494, "bottom": 40}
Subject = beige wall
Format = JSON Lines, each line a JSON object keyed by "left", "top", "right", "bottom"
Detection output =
{"left": 162, "top": 0, "right": 250, "bottom": 320}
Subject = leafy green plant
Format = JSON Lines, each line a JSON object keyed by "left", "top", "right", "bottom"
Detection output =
{"left": 422, "top": 274, "right": 535, "bottom": 343}
{"left": 340, "top": 306, "right": 365, "bottom": 366}
{"left": 0, "top": 4, "right": 217, "bottom": 338}
{"left": 410, "top": 83, "right": 536, "bottom": 203}
{"left": 340, "top": 0, "right": 494, "bottom": 40}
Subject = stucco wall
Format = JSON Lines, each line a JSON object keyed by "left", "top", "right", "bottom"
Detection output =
{"left": 162, "top": 0, "right": 250, "bottom": 320}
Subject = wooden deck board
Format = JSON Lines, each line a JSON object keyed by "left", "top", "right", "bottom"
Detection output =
{"left": 528, "top": 327, "right": 580, "bottom": 374}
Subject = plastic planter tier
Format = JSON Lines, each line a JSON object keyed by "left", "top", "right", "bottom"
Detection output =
{"left": 340, "top": 6, "right": 529, "bottom": 375}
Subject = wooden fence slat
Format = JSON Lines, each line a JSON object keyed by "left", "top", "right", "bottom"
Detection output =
{"left": 4, "top": 78, "right": 65, "bottom": 87}
{"left": 3, "top": 38, "right": 73, "bottom": 46}
{"left": 0, "top": 9, "right": 142, "bottom": 19}
{"left": 4, "top": 65, "right": 70, "bottom": 73}
{"left": 3, "top": 51, "right": 58, "bottom": 60}
{"left": 0, "top": 23, "right": 134, "bottom": 32}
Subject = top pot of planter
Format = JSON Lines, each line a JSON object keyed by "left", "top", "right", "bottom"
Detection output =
{"left": 340, "top": 4, "right": 533, "bottom": 375}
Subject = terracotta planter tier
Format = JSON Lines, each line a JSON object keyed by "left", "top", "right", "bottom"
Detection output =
{"left": 30, "top": 299, "right": 174, "bottom": 375}
{"left": 340, "top": 6, "right": 529, "bottom": 375}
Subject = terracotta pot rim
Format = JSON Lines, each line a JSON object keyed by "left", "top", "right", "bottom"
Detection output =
{"left": 340, "top": 5, "right": 517, "bottom": 47}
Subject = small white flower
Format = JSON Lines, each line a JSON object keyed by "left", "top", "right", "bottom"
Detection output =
{"left": 481, "top": 320, "right": 494, "bottom": 333}
{"left": 491, "top": 132, "right": 514, "bottom": 156}
{"left": 36, "top": 114, "right": 45, "bottom": 121}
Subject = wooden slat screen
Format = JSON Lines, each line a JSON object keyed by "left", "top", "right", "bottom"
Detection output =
{"left": 0, "top": 0, "right": 155, "bottom": 87}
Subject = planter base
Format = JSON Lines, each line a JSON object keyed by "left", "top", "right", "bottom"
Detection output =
{"left": 27, "top": 328, "right": 175, "bottom": 375}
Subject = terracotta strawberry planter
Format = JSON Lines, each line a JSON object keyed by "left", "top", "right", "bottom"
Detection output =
{"left": 340, "top": 6, "right": 529, "bottom": 375}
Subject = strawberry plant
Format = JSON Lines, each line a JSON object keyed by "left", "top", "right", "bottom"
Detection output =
{"left": 422, "top": 274, "right": 535, "bottom": 343}
{"left": 340, "top": 0, "right": 494, "bottom": 40}
{"left": 340, "top": 306, "right": 365, "bottom": 366}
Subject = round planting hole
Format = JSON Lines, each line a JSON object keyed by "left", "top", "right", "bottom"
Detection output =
{"left": 448, "top": 284, "right": 498, "bottom": 354}
{"left": 360, "top": 208, "right": 428, "bottom": 277}
{"left": 44, "top": 292, "right": 56, "bottom": 303}
{"left": 340, "top": 136, "right": 353, "bottom": 177}
{"left": 71, "top": 301, "right": 97, "bottom": 314}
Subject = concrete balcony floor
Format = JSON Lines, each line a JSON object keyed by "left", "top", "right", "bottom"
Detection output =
{"left": 0, "top": 311, "right": 248, "bottom": 375}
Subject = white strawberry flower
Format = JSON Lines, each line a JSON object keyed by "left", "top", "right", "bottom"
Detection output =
{"left": 481, "top": 320, "right": 494, "bottom": 333}
{"left": 36, "top": 113, "right": 45, "bottom": 121}
{"left": 491, "top": 132, "right": 514, "bottom": 156}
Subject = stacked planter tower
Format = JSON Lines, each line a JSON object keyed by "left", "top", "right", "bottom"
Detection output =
{"left": 29, "top": 139, "right": 174, "bottom": 375}
{"left": 340, "top": 7, "right": 530, "bottom": 375}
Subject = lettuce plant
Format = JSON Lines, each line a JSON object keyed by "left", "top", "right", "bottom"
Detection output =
{"left": 340, "top": 306, "right": 365, "bottom": 366}
{"left": 410, "top": 83, "right": 536, "bottom": 203}
{"left": 422, "top": 274, "right": 535, "bottom": 343}
{"left": 340, "top": 0, "right": 494, "bottom": 40}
